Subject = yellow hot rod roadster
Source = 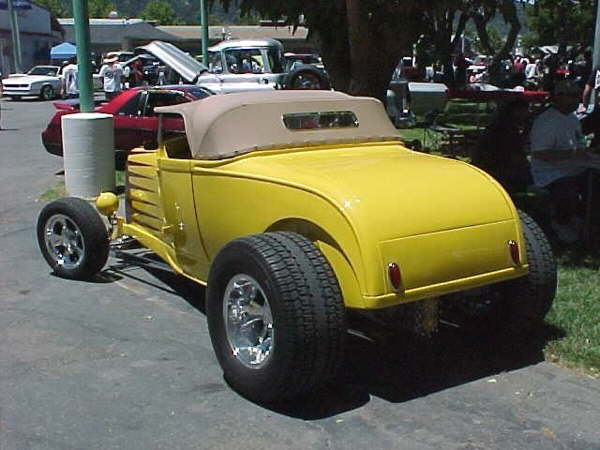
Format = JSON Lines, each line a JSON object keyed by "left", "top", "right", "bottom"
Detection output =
{"left": 37, "top": 91, "right": 556, "bottom": 402}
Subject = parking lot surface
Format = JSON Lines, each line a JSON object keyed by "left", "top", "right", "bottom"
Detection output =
{"left": 0, "top": 98, "right": 599, "bottom": 450}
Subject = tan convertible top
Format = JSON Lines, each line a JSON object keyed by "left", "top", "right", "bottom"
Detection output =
{"left": 154, "top": 90, "right": 401, "bottom": 160}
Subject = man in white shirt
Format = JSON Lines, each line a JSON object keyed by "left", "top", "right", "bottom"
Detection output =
{"left": 530, "top": 79, "right": 595, "bottom": 242}
{"left": 99, "top": 56, "right": 125, "bottom": 100}
{"left": 62, "top": 56, "right": 78, "bottom": 98}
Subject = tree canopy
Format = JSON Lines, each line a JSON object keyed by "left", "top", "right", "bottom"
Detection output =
{"left": 35, "top": 0, "right": 69, "bottom": 18}
{"left": 87, "top": 0, "right": 115, "bottom": 18}
{"left": 227, "top": 0, "right": 528, "bottom": 97}
{"left": 140, "top": 0, "right": 181, "bottom": 25}
{"left": 36, "top": 0, "right": 115, "bottom": 18}
{"left": 523, "top": 0, "right": 595, "bottom": 55}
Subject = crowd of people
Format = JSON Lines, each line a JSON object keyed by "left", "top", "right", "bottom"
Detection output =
{"left": 422, "top": 49, "right": 594, "bottom": 92}
{"left": 57, "top": 53, "right": 151, "bottom": 100}
{"left": 472, "top": 77, "right": 600, "bottom": 244}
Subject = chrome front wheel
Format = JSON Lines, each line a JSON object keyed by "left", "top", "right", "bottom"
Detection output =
{"left": 43, "top": 214, "right": 85, "bottom": 270}
{"left": 37, "top": 197, "right": 109, "bottom": 279}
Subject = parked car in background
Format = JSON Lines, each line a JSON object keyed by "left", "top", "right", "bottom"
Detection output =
{"left": 136, "top": 39, "right": 330, "bottom": 93}
{"left": 386, "top": 59, "right": 448, "bottom": 127}
{"left": 104, "top": 50, "right": 135, "bottom": 62}
{"left": 41, "top": 85, "right": 213, "bottom": 167}
{"left": 2, "top": 66, "right": 63, "bottom": 100}
{"left": 284, "top": 52, "right": 324, "bottom": 71}
{"left": 2, "top": 64, "right": 102, "bottom": 100}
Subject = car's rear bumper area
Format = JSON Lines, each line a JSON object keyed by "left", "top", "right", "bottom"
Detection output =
{"left": 362, "top": 265, "right": 526, "bottom": 309}
{"left": 363, "top": 219, "right": 527, "bottom": 309}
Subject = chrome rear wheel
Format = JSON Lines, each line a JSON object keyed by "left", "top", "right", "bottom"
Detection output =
{"left": 223, "top": 274, "right": 273, "bottom": 369}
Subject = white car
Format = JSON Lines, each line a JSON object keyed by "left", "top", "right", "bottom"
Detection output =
{"left": 136, "top": 40, "right": 330, "bottom": 94}
{"left": 2, "top": 65, "right": 63, "bottom": 100}
{"left": 1, "top": 65, "right": 102, "bottom": 101}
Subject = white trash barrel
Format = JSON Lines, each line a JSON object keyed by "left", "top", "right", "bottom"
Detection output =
{"left": 62, "top": 113, "right": 115, "bottom": 199}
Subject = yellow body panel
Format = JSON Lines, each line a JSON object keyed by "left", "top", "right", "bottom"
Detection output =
{"left": 116, "top": 141, "right": 527, "bottom": 310}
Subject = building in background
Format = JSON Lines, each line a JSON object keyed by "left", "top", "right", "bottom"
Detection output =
{"left": 0, "top": 2, "right": 64, "bottom": 74}
{"left": 58, "top": 18, "right": 184, "bottom": 59}
{"left": 58, "top": 18, "right": 314, "bottom": 60}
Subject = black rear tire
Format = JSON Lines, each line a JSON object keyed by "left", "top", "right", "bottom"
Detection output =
{"left": 206, "top": 232, "right": 346, "bottom": 403}
{"left": 500, "top": 210, "right": 557, "bottom": 328}
{"left": 37, "top": 197, "right": 109, "bottom": 280}
{"left": 441, "top": 211, "right": 556, "bottom": 333}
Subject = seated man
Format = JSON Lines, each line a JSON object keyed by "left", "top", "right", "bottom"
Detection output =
{"left": 530, "top": 79, "right": 597, "bottom": 243}
{"left": 472, "top": 97, "right": 532, "bottom": 193}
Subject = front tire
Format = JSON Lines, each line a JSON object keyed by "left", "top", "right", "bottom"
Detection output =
{"left": 37, "top": 197, "right": 109, "bottom": 280}
{"left": 39, "top": 85, "right": 55, "bottom": 101}
{"left": 207, "top": 232, "right": 346, "bottom": 403}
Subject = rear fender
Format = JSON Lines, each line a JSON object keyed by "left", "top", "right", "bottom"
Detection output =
{"left": 266, "top": 218, "right": 365, "bottom": 308}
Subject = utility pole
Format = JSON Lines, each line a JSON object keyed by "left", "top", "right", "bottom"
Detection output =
{"left": 7, "top": 0, "right": 23, "bottom": 72}
{"left": 200, "top": 0, "right": 209, "bottom": 65}
{"left": 72, "top": 0, "right": 94, "bottom": 112}
{"left": 591, "top": 0, "right": 600, "bottom": 106}
{"left": 594, "top": 0, "right": 600, "bottom": 71}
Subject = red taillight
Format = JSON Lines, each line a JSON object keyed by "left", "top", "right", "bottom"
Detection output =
{"left": 508, "top": 240, "right": 520, "bottom": 265}
{"left": 388, "top": 262, "right": 402, "bottom": 291}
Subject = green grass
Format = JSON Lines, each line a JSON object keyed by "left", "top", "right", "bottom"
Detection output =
{"left": 543, "top": 250, "right": 600, "bottom": 376}
{"left": 398, "top": 100, "right": 495, "bottom": 154}
{"left": 38, "top": 170, "right": 125, "bottom": 202}
{"left": 39, "top": 181, "right": 67, "bottom": 201}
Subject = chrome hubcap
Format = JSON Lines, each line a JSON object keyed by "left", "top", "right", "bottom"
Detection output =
{"left": 44, "top": 214, "right": 85, "bottom": 270}
{"left": 223, "top": 274, "right": 273, "bottom": 368}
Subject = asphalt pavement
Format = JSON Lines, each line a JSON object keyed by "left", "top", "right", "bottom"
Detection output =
{"left": 0, "top": 97, "right": 599, "bottom": 450}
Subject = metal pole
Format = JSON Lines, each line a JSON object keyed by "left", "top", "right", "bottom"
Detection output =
{"left": 200, "top": 0, "right": 209, "bottom": 65}
{"left": 7, "top": 0, "right": 22, "bottom": 72}
{"left": 592, "top": 0, "right": 600, "bottom": 104}
{"left": 72, "top": 0, "right": 94, "bottom": 112}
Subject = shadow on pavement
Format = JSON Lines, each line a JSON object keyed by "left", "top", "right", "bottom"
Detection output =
{"left": 106, "top": 259, "right": 564, "bottom": 420}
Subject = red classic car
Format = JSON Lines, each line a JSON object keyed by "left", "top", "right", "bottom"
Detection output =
{"left": 41, "top": 85, "right": 213, "bottom": 167}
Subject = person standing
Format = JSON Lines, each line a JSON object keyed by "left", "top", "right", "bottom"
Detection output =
{"left": 0, "top": 69, "right": 3, "bottom": 130}
{"left": 454, "top": 52, "right": 468, "bottom": 87}
{"left": 579, "top": 64, "right": 600, "bottom": 147}
{"left": 127, "top": 59, "right": 145, "bottom": 88}
{"left": 99, "top": 56, "right": 125, "bottom": 100}
{"left": 62, "top": 56, "right": 79, "bottom": 99}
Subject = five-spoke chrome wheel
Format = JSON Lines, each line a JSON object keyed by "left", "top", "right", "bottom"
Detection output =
{"left": 223, "top": 274, "right": 273, "bottom": 368}
{"left": 44, "top": 214, "right": 85, "bottom": 270}
{"left": 37, "top": 197, "right": 109, "bottom": 279}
